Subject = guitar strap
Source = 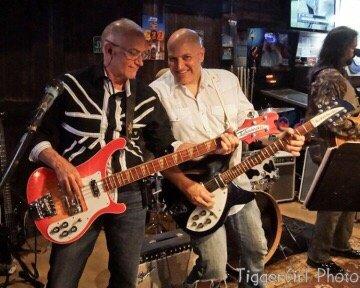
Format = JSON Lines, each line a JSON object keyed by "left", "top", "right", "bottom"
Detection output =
{"left": 126, "top": 80, "right": 136, "bottom": 139}
{"left": 126, "top": 81, "right": 149, "bottom": 208}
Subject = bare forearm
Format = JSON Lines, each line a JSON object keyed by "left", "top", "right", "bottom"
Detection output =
{"left": 162, "top": 166, "right": 214, "bottom": 208}
{"left": 38, "top": 147, "right": 65, "bottom": 170}
{"left": 162, "top": 166, "right": 195, "bottom": 193}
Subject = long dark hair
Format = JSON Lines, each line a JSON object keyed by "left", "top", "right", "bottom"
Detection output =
{"left": 316, "top": 26, "right": 357, "bottom": 72}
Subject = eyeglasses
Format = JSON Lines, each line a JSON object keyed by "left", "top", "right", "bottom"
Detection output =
{"left": 105, "top": 39, "right": 148, "bottom": 61}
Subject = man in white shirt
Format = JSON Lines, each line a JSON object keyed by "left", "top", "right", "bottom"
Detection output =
{"left": 150, "top": 29, "right": 305, "bottom": 287}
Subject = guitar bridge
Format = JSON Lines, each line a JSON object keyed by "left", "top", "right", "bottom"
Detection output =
{"left": 62, "top": 195, "right": 83, "bottom": 216}
{"left": 29, "top": 193, "right": 57, "bottom": 219}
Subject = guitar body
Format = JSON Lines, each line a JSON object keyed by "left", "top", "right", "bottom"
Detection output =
{"left": 165, "top": 181, "right": 254, "bottom": 237}
{"left": 26, "top": 138, "right": 127, "bottom": 244}
{"left": 335, "top": 117, "right": 360, "bottom": 146}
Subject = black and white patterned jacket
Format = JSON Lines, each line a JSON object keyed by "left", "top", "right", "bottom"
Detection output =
{"left": 30, "top": 64, "right": 176, "bottom": 191}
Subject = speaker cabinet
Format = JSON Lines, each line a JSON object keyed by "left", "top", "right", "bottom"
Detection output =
{"left": 138, "top": 229, "right": 194, "bottom": 287}
{"left": 243, "top": 150, "right": 296, "bottom": 202}
{"left": 268, "top": 151, "right": 296, "bottom": 202}
{"left": 299, "top": 146, "right": 319, "bottom": 203}
{"left": 138, "top": 250, "right": 196, "bottom": 287}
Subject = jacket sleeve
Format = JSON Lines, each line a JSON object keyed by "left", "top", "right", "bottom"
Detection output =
{"left": 142, "top": 86, "right": 177, "bottom": 158}
{"left": 311, "top": 70, "right": 360, "bottom": 140}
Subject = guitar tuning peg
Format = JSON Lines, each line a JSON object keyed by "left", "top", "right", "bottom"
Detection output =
{"left": 328, "top": 118, "right": 333, "bottom": 123}
{"left": 326, "top": 106, "right": 331, "bottom": 110}
{"left": 317, "top": 104, "right": 322, "bottom": 109}
{"left": 319, "top": 109, "right": 324, "bottom": 113}
{"left": 334, "top": 101, "right": 338, "bottom": 106}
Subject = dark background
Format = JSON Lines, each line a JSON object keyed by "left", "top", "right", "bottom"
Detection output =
{"left": 0, "top": 0, "right": 289, "bottom": 196}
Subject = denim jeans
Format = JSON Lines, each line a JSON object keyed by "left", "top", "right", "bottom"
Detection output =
{"left": 46, "top": 190, "right": 147, "bottom": 288}
{"left": 184, "top": 199, "right": 268, "bottom": 288}
{"left": 308, "top": 211, "right": 355, "bottom": 263}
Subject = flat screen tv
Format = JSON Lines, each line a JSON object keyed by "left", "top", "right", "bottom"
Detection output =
{"left": 295, "top": 31, "right": 326, "bottom": 66}
{"left": 290, "top": 0, "right": 336, "bottom": 32}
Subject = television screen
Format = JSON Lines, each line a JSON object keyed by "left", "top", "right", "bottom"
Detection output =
{"left": 260, "top": 32, "right": 290, "bottom": 68}
{"left": 295, "top": 31, "right": 326, "bottom": 66}
{"left": 290, "top": 0, "right": 336, "bottom": 32}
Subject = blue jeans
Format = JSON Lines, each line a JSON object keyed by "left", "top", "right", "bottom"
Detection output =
{"left": 46, "top": 190, "right": 147, "bottom": 288}
{"left": 185, "top": 199, "right": 268, "bottom": 288}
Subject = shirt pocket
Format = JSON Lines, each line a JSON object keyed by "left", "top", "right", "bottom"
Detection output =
{"left": 168, "top": 106, "right": 195, "bottom": 129}
{"left": 211, "top": 105, "right": 238, "bottom": 126}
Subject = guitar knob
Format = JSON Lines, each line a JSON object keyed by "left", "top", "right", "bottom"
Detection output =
{"left": 60, "top": 230, "right": 69, "bottom": 238}
{"left": 61, "top": 222, "right": 69, "bottom": 228}
{"left": 200, "top": 210, "right": 206, "bottom": 216}
{"left": 205, "top": 219, "right": 211, "bottom": 225}
{"left": 70, "top": 226, "right": 77, "bottom": 233}
{"left": 51, "top": 227, "right": 60, "bottom": 234}
{"left": 191, "top": 222, "right": 197, "bottom": 227}
{"left": 192, "top": 215, "right": 200, "bottom": 221}
{"left": 197, "top": 223, "right": 204, "bottom": 229}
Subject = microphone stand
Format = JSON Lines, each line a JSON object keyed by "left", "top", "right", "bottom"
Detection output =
{"left": 0, "top": 81, "right": 63, "bottom": 288}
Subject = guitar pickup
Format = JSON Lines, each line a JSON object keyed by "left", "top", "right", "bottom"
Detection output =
{"left": 62, "top": 195, "right": 83, "bottom": 216}
{"left": 29, "top": 193, "right": 57, "bottom": 220}
{"left": 90, "top": 179, "right": 100, "bottom": 197}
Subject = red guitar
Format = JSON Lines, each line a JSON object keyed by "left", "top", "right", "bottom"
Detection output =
{"left": 27, "top": 113, "right": 279, "bottom": 244}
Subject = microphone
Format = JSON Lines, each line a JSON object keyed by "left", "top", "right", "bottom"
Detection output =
{"left": 29, "top": 80, "right": 64, "bottom": 131}
{"left": 355, "top": 48, "right": 360, "bottom": 57}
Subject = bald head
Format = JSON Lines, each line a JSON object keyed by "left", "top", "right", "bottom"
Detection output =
{"left": 166, "top": 28, "right": 205, "bottom": 86}
{"left": 167, "top": 28, "right": 203, "bottom": 51}
{"left": 101, "top": 18, "right": 144, "bottom": 48}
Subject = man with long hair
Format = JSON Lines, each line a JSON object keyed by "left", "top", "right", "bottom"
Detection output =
{"left": 306, "top": 26, "right": 360, "bottom": 274}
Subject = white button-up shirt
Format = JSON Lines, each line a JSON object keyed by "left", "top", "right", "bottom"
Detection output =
{"left": 150, "top": 68, "right": 256, "bottom": 214}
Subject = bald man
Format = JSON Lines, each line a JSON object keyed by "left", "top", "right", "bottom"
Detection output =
{"left": 29, "top": 19, "right": 182, "bottom": 288}
{"left": 151, "top": 29, "right": 305, "bottom": 287}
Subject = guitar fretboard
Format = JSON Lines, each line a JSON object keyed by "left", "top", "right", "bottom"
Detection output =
{"left": 204, "top": 121, "right": 313, "bottom": 192}
{"left": 102, "top": 138, "right": 220, "bottom": 191}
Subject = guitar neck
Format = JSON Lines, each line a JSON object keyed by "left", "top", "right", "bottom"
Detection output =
{"left": 103, "top": 138, "right": 220, "bottom": 191}
{"left": 203, "top": 120, "right": 314, "bottom": 191}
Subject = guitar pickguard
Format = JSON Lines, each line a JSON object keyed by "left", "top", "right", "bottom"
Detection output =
{"left": 46, "top": 171, "right": 110, "bottom": 243}
{"left": 186, "top": 187, "right": 228, "bottom": 232}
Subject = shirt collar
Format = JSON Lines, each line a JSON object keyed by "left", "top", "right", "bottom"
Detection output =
{"left": 103, "top": 67, "right": 131, "bottom": 97}
{"left": 169, "top": 68, "right": 216, "bottom": 94}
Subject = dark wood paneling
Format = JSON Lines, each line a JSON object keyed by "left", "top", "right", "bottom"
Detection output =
{"left": 0, "top": 0, "right": 143, "bottom": 104}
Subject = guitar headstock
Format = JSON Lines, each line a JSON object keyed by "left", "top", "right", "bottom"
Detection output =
{"left": 235, "top": 112, "right": 280, "bottom": 144}
{"left": 316, "top": 97, "right": 356, "bottom": 127}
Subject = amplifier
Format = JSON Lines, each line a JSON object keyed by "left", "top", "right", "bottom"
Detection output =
{"left": 269, "top": 151, "right": 296, "bottom": 202}
{"left": 140, "top": 229, "right": 191, "bottom": 263}
{"left": 138, "top": 229, "right": 194, "bottom": 287}
{"left": 242, "top": 150, "right": 296, "bottom": 202}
